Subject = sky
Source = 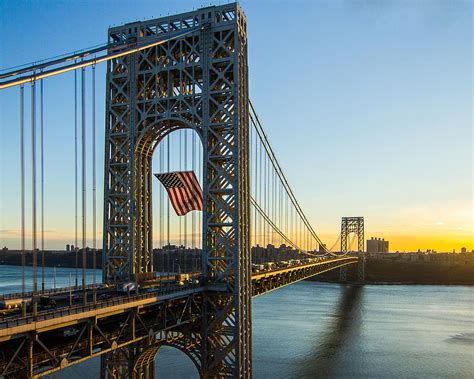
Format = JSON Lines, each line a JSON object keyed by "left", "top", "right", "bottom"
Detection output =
{"left": 0, "top": 0, "right": 472, "bottom": 252}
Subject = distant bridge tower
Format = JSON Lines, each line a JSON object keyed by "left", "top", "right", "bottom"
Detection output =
{"left": 339, "top": 217, "right": 365, "bottom": 282}
{"left": 101, "top": 4, "right": 251, "bottom": 378}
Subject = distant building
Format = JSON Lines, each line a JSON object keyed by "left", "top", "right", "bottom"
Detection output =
{"left": 66, "top": 244, "right": 70, "bottom": 252}
{"left": 367, "top": 237, "right": 389, "bottom": 253}
{"left": 461, "top": 247, "right": 467, "bottom": 253}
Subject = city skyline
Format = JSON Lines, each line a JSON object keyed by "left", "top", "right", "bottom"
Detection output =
{"left": 1, "top": 0, "right": 472, "bottom": 252}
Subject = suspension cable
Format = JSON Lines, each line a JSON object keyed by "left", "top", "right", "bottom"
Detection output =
{"left": 0, "top": 28, "right": 201, "bottom": 89}
{"left": 40, "top": 78, "right": 45, "bottom": 292}
{"left": 31, "top": 80, "right": 38, "bottom": 295}
{"left": 249, "top": 102, "right": 328, "bottom": 253}
{"left": 167, "top": 135, "right": 170, "bottom": 245}
{"left": 20, "top": 85, "right": 25, "bottom": 297}
{"left": 74, "top": 68, "right": 78, "bottom": 288}
{"left": 250, "top": 197, "right": 320, "bottom": 257}
{"left": 192, "top": 131, "right": 196, "bottom": 249}
{"left": 81, "top": 66, "right": 87, "bottom": 303}
{"left": 92, "top": 64, "right": 97, "bottom": 301}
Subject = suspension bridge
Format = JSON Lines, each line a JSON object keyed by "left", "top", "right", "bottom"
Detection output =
{"left": 0, "top": 4, "right": 365, "bottom": 378}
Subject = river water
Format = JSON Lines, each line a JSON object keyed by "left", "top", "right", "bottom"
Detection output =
{"left": 0, "top": 265, "right": 472, "bottom": 378}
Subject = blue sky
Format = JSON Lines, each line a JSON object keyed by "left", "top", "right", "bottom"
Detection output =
{"left": 0, "top": 0, "right": 472, "bottom": 251}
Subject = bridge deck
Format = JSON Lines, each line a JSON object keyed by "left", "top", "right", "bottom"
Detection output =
{"left": 0, "top": 257, "right": 357, "bottom": 334}
{"left": 0, "top": 257, "right": 358, "bottom": 377}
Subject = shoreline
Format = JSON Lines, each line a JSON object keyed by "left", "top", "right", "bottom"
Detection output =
{"left": 1, "top": 263, "right": 472, "bottom": 287}
{"left": 308, "top": 279, "right": 474, "bottom": 286}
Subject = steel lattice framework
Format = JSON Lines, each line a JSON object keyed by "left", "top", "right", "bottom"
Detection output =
{"left": 0, "top": 4, "right": 368, "bottom": 378}
{"left": 0, "top": 259, "right": 359, "bottom": 378}
{"left": 102, "top": 3, "right": 251, "bottom": 377}
{"left": 340, "top": 216, "right": 365, "bottom": 282}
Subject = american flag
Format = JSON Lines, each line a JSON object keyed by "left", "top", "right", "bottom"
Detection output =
{"left": 154, "top": 171, "right": 203, "bottom": 216}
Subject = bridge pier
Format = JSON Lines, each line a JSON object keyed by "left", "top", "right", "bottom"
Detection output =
{"left": 358, "top": 250, "right": 365, "bottom": 282}
{"left": 339, "top": 266, "right": 347, "bottom": 282}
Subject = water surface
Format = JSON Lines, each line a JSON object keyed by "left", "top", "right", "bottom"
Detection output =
{"left": 0, "top": 265, "right": 472, "bottom": 378}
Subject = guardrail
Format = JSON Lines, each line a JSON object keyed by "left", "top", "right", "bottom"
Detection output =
{"left": 0, "top": 283, "right": 108, "bottom": 300}
{"left": 0, "top": 284, "right": 198, "bottom": 330}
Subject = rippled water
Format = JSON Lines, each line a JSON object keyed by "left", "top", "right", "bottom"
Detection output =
{"left": 1, "top": 266, "right": 472, "bottom": 378}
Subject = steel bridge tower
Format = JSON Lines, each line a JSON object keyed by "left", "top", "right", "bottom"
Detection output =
{"left": 101, "top": 4, "right": 251, "bottom": 377}
{"left": 339, "top": 216, "right": 365, "bottom": 282}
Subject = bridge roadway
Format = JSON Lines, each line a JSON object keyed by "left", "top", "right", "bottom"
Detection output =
{"left": 0, "top": 257, "right": 357, "bottom": 378}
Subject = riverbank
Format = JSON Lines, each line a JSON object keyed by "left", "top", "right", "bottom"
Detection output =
{"left": 309, "top": 258, "right": 474, "bottom": 285}
{"left": 1, "top": 251, "right": 473, "bottom": 285}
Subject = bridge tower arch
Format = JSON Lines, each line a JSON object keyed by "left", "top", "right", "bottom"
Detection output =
{"left": 102, "top": 3, "right": 251, "bottom": 378}
{"left": 132, "top": 339, "right": 202, "bottom": 378}
{"left": 339, "top": 216, "right": 365, "bottom": 282}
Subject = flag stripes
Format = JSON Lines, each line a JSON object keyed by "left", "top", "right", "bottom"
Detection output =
{"left": 154, "top": 171, "right": 203, "bottom": 216}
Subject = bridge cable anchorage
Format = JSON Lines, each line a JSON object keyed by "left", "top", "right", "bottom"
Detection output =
{"left": 0, "top": 27, "right": 202, "bottom": 89}
{"left": 249, "top": 101, "right": 329, "bottom": 253}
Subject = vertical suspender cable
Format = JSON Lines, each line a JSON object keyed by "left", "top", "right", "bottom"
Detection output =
{"left": 160, "top": 140, "right": 164, "bottom": 250}
{"left": 92, "top": 64, "right": 97, "bottom": 300}
{"left": 81, "top": 67, "right": 87, "bottom": 303}
{"left": 259, "top": 140, "right": 262, "bottom": 248}
{"left": 253, "top": 125, "right": 257, "bottom": 248}
{"left": 250, "top": 126, "right": 253, "bottom": 248}
{"left": 249, "top": 125, "right": 252, "bottom": 248}
{"left": 263, "top": 152, "right": 266, "bottom": 248}
{"left": 74, "top": 68, "right": 78, "bottom": 288}
{"left": 31, "top": 80, "right": 38, "bottom": 295}
{"left": 273, "top": 167, "right": 276, "bottom": 244}
{"left": 167, "top": 135, "right": 170, "bottom": 245}
{"left": 179, "top": 131, "right": 182, "bottom": 247}
{"left": 192, "top": 131, "right": 196, "bottom": 249}
{"left": 279, "top": 179, "right": 282, "bottom": 247}
{"left": 40, "top": 78, "right": 45, "bottom": 292}
{"left": 184, "top": 130, "right": 187, "bottom": 249}
{"left": 197, "top": 134, "right": 201, "bottom": 254}
{"left": 20, "top": 85, "right": 26, "bottom": 297}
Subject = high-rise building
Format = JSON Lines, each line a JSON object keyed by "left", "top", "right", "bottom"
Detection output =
{"left": 367, "top": 237, "right": 389, "bottom": 253}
